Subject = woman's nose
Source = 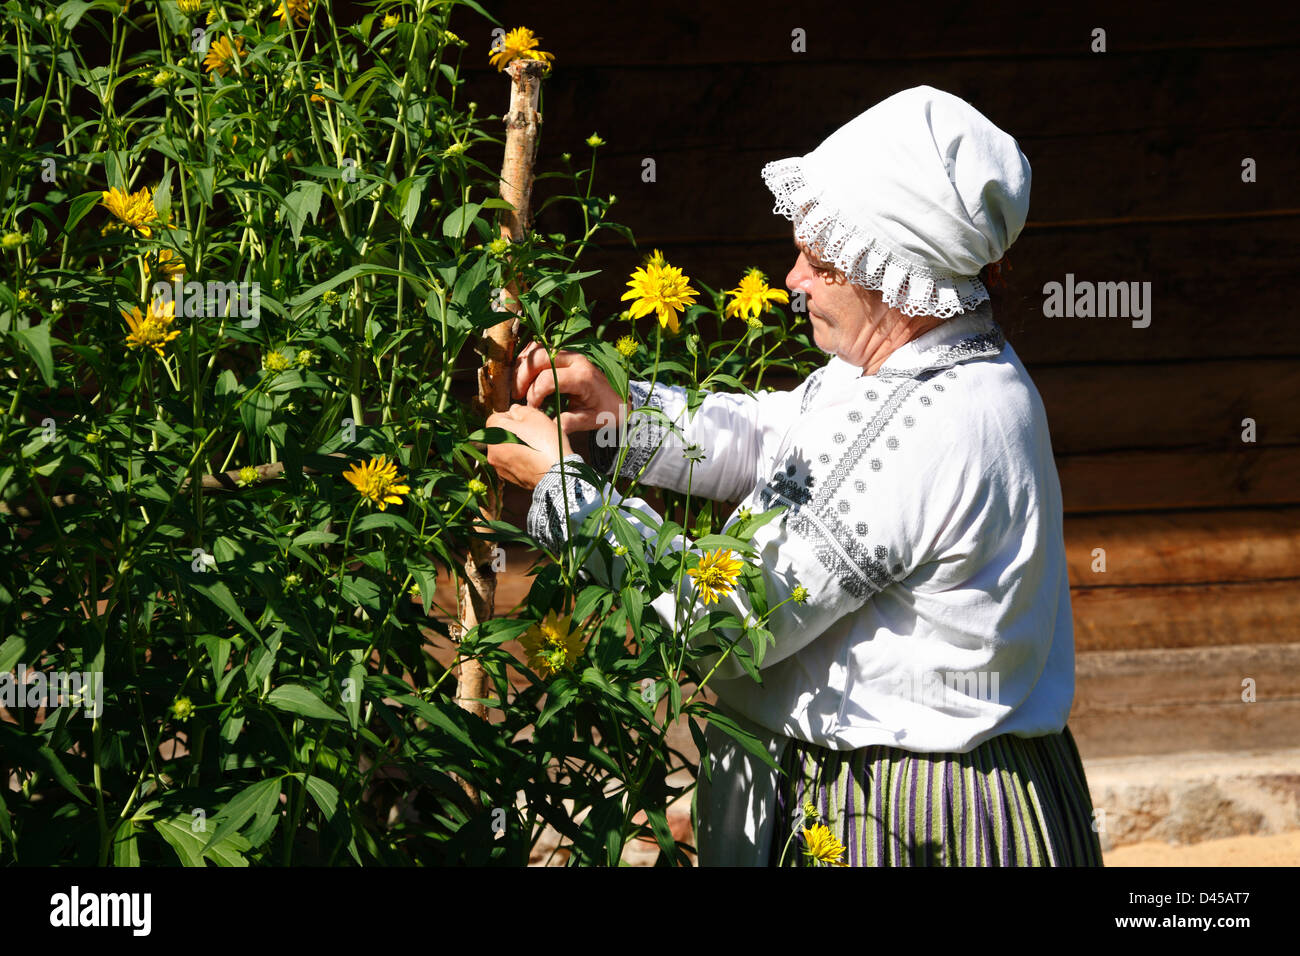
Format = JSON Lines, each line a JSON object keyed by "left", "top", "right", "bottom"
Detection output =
{"left": 786, "top": 253, "right": 811, "bottom": 293}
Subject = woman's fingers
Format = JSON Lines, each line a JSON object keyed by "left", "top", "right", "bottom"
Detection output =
{"left": 559, "top": 409, "right": 602, "bottom": 433}
{"left": 525, "top": 364, "right": 589, "bottom": 409}
{"left": 512, "top": 342, "right": 580, "bottom": 399}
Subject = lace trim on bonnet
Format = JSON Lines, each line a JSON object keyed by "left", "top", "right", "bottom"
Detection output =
{"left": 762, "top": 158, "right": 990, "bottom": 319}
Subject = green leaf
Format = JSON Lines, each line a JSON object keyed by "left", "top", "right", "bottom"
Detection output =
{"left": 442, "top": 202, "right": 482, "bottom": 239}
{"left": 291, "top": 530, "right": 338, "bottom": 548}
{"left": 266, "top": 683, "right": 345, "bottom": 722}
{"left": 63, "top": 190, "right": 103, "bottom": 236}
{"left": 353, "top": 511, "right": 418, "bottom": 535}
{"left": 344, "top": 662, "right": 365, "bottom": 729}
{"left": 204, "top": 777, "right": 283, "bottom": 851}
{"left": 12, "top": 324, "right": 55, "bottom": 387}
{"left": 191, "top": 165, "right": 215, "bottom": 205}
{"left": 112, "top": 821, "right": 140, "bottom": 866}
{"left": 155, "top": 816, "right": 207, "bottom": 867}
{"left": 282, "top": 181, "right": 324, "bottom": 244}
{"left": 697, "top": 708, "right": 782, "bottom": 773}
{"left": 303, "top": 775, "right": 339, "bottom": 820}
{"left": 189, "top": 576, "right": 260, "bottom": 640}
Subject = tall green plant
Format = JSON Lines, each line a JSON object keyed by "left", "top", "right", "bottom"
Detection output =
{"left": 0, "top": 0, "right": 821, "bottom": 865}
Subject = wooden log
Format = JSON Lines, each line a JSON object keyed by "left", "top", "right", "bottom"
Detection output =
{"left": 546, "top": 127, "right": 1299, "bottom": 238}
{"left": 459, "top": 2, "right": 1300, "bottom": 68}
{"left": 1056, "top": 446, "right": 1300, "bottom": 513}
{"left": 1070, "top": 579, "right": 1300, "bottom": 652}
{"left": 537, "top": 214, "right": 1300, "bottom": 365}
{"left": 1070, "top": 643, "right": 1300, "bottom": 758}
{"left": 469, "top": 47, "right": 1300, "bottom": 152}
{"left": 1064, "top": 507, "right": 1300, "bottom": 587}
{"left": 1033, "top": 360, "right": 1300, "bottom": 455}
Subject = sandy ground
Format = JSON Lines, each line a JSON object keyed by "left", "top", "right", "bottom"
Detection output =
{"left": 1105, "top": 831, "right": 1300, "bottom": 866}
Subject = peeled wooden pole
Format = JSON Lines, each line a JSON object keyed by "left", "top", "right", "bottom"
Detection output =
{"left": 451, "top": 58, "right": 547, "bottom": 798}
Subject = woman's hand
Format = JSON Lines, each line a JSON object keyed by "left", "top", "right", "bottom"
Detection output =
{"left": 485, "top": 403, "right": 574, "bottom": 491}
{"left": 512, "top": 341, "right": 625, "bottom": 434}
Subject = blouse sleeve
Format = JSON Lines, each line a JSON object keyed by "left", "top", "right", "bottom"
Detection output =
{"left": 527, "top": 449, "right": 887, "bottom": 681}
{"left": 529, "top": 372, "right": 974, "bottom": 681}
{"left": 586, "top": 377, "right": 804, "bottom": 504}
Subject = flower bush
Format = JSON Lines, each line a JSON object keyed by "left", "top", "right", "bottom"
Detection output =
{"left": 0, "top": 0, "right": 821, "bottom": 865}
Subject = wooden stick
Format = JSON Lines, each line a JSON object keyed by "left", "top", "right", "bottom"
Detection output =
{"left": 451, "top": 57, "right": 547, "bottom": 805}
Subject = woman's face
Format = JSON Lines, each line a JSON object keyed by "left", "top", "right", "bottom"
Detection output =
{"left": 784, "top": 241, "right": 881, "bottom": 365}
{"left": 785, "top": 235, "right": 944, "bottom": 372}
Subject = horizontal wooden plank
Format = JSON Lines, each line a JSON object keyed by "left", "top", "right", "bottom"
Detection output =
{"left": 1070, "top": 579, "right": 1300, "bottom": 652}
{"left": 1069, "top": 699, "right": 1300, "bottom": 758}
{"left": 1057, "top": 445, "right": 1300, "bottom": 513}
{"left": 1074, "top": 643, "right": 1300, "bottom": 710}
{"left": 540, "top": 215, "right": 1300, "bottom": 364}
{"left": 551, "top": 129, "right": 1299, "bottom": 238}
{"left": 457, "top": 1, "right": 1300, "bottom": 68}
{"left": 1070, "top": 644, "right": 1300, "bottom": 757}
{"left": 464, "top": 50, "right": 1300, "bottom": 162}
{"left": 1064, "top": 507, "right": 1300, "bottom": 587}
{"left": 1034, "top": 360, "right": 1300, "bottom": 455}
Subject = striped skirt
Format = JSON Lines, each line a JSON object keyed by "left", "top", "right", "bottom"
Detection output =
{"left": 768, "top": 727, "right": 1104, "bottom": 866}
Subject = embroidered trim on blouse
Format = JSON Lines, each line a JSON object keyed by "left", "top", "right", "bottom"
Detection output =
{"left": 611, "top": 380, "right": 671, "bottom": 479}
{"left": 758, "top": 376, "right": 932, "bottom": 600}
{"left": 527, "top": 454, "right": 598, "bottom": 553}
{"left": 799, "top": 366, "right": 827, "bottom": 414}
{"left": 875, "top": 303, "right": 1007, "bottom": 380}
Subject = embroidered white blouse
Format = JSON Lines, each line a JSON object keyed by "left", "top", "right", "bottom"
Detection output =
{"left": 524, "top": 301, "right": 1075, "bottom": 866}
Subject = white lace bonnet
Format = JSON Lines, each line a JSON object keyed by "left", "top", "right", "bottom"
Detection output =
{"left": 762, "top": 85, "right": 1032, "bottom": 318}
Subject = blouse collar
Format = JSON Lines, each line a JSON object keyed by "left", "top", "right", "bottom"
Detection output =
{"left": 872, "top": 300, "right": 1005, "bottom": 379}
{"left": 820, "top": 300, "right": 1007, "bottom": 388}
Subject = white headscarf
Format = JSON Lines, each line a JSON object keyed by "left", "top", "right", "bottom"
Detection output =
{"left": 762, "top": 85, "right": 1031, "bottom": 318}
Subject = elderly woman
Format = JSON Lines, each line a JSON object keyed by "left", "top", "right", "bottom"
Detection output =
{"left": 487, "top": 86, "right": 1103, "bottom": 867}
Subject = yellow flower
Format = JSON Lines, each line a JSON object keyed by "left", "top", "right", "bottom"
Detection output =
{"left": 382, "top": 12, "right": 399, "bottom": 28}
{"left": 687, "top": 548, "right": 743, "bottom": 605}
{"left": 519, "top": 609, "right": 585, "bottom": 678}
{"left": 237, "top": 465, "right": 259, "bottom": 487}
{"left": 615, "top": 335, "right": 638, "bottom": 359}
{"left": 310, "top": 78, "right": 326, "bottom": 104}
{"left": 620, "top": 257, "right": 698, "bottom": 335}
{"left": 277, "top": 0, "right": 312, "bottom": 26}
{"left": 586, "top": 133, "right": 604, "bottom": 148}
{"left": 148, "top": 248, "right": 185, "bottom": 279}
{"left": 203, "top": 35, "right": 247, "bottom": 77}
{"left": 791, "top": 585, "right": 809, "bottom": 605}
{"left": 343, "top": 455, "right": 410, "bottom": 511}
{"left": 295, "top": 347, "right": 314, "bottom": 367}
{"left": 170, "top": 696, "right": 194, "bottom": 721}
{"left": 467, "top": 478, "right": 487, "bottom": 496}
{"left": 122, "top": 298, "right": 181, "bottom": 357}
{"left": 101, "top": 186, "right": 157, "bottom": 237}
{"left": 488, "top": 26, "right": 554, "bottom": 72}
{"left": 263, "top": 349, "right": 290, "bottom": 372}
{"left": 802, "top": 824, "right": 847, "bottom": 866}
{"left": 724, "top": 268, "right": 789, "bottom": 325}
{"left": 177, "top": 0, "right": 202, "bottom": 15}
{"left": 1, "top": 231, "right": 24, "bottom": 249}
